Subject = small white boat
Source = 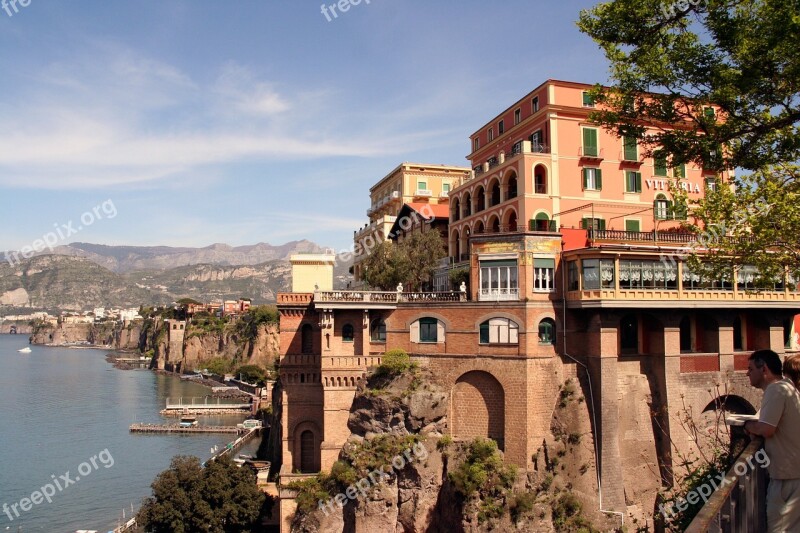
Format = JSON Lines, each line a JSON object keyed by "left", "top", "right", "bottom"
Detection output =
{"left": 18, "top": 347, "right": 31, "bottom": 353}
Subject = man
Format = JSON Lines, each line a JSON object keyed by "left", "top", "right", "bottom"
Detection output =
{"left": 744, "top": 349, "right": 800, "bottom": 532}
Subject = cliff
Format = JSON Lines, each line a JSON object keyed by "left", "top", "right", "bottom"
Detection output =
{"left": 286, "top": 369, "right": 627, "bottom": 532}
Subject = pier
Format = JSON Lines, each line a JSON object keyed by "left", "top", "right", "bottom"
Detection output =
{"left": 129, "top": 424, "right": 246, "bottom": 434}
{"left": 206, "top": 428, "right": 260, "bottom": 463}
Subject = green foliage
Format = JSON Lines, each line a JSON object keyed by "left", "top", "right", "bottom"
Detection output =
{"left": 436, "top": 434, "right": 453, "bottom": 453}
{"left": 286, "top": 474, "right": 336, "bottom": 515}
{"left": 448, "top": 268, "right": 470, "bottom": 290}
{"left": 235, "top": 364, "right": 268, "bottom": 385}
{"left": 448, "top": 438, "right": 518, "bottom": 523}
{"left": 686, "top": 164, "right": 800, "bottom": 281}
{"left": 235, "top": 305, "right": 279, "bottom": 342}
{"left": 362, "top": 230, "right": 446, "bottom": 291}
{"left": 188, "top": 314, "right": 227, "bottom": 337}
{"left": 540, "top": 474, "right": 553, "bottom": 491}
{"left": 551, "top": 492, "right": 598, "bottom": 532}
{"left": 374, "top": 349, "right": 413, "bottom": 378}
{"left": 137, "top": 455, "right": 266, "bottom": 533}
{"left": 567, "top": 433, "right": 582, "bottom": 445}
{"left": 341, "top": 434, "right": 421, "bottom": 476}
{"left": 204, "top": 357, "right": 234, "bottom": 376}
{"left": 577, "top": 0, "right": 800, "bottom": 173}
{"left": 509, "top": 491, "right": 537, "bottom": 524}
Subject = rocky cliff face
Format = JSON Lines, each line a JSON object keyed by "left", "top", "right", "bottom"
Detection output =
{"left": 30, "top": 321, "right": 118, "bottom": 346}
{"left": 288, "top": 371, "right": 626, "bottom": 533}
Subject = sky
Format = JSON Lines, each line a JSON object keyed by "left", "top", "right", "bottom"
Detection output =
{"left": 0, "top": 0, "right": 612, "bottom": 254}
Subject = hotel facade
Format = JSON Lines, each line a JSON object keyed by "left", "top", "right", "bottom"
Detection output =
{"left": 275, "top": 80, "right": 799, "bottom": 528}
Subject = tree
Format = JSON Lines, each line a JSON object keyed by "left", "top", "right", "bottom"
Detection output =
{"left": 361, "top": 231, "right": 446, "bottom": 291}
{"left": 236, "top": 364, "right": 268, "bottom": 385}
{"left": 577, "top": 0, "right": 800, "bottom": 172}
{"left": 137, "top": 455, "right": 268, "bottom": 533}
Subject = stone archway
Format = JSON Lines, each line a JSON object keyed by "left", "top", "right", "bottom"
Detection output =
{"left": 452, "top": 370, "right": 505, "bottom": 450}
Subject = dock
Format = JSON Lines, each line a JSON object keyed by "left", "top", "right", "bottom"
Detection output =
{"left": 161, "top": 396, "right": 253, "bottom": 415}
{"left": 130, "top": 424, "right": 246, "bottom": 434}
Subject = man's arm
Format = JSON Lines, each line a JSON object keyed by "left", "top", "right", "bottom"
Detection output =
{"left": 744, "top": 420, "right": 777, "bottom": 438}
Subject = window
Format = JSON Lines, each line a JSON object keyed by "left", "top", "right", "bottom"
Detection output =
{"left": 418, "top": 181, "right": 426, "bottom": 191}
{"left": 479, "top": 259, "right": 519, "bottom": 301}
{"left": 623, "top": 136, "right": 638, "bottom": 161}
{"left": 568, "top": 261, "right": 579, "bottom": 291}
{"left": 370, "top": 319, "right": 386, "bottom": 342}
{"left": 498, "top": 120, "right": 505, "bottom": 134}
{"left": 672, "top": 199, "right": 688, "bottom": 220}
{"left": 582, "top": 91, "right": 595, "bottom": 107}
{"left": 443, "top": 183, "right": 451, "bottom": 194}
{"left": 737, "top": 265, "right": 759, "bottom": 290}
{"left": 673, "top": 163, "right": 687, "bottom": 179}
{"left": 488, "top": 128, "right": 494, "bottom": 141}
{"left": 532, "top": 96, "right": 539, "bottom": 112}
{"left": 625, "top": 171, "right": 642, "bottom": 193}
{"left": 619, "top": 260, "right": 678, "bottom": 289}
{"left": 538, "top": 318, "right": 556, "bottom": 345}
{"left": 704, "top": 176, "right": 717, "bottom": 192}
{"left": 581, "top": 217, "right": 606, "bottom": 231}
{"left": 473, "top": 138, "right": 480, "bottom": 151}
{"left": 531, "top": 212, "right": 552, "bottom": 232}
{"left": 581, "top": 259, "right": 614, "bottom": 289}
{"left": 419, "top": 318, "right": 438, "bottom": 343}
{"left": 704, "top": 107, "right": 716, "bottom": 122}
{"left": 654, "top": 155, "right": 668, "bottom": 176}
{"left": 535, "top": 168, "right": 548, "bottom": 194}
{"left": 342, "top": 324, "right": 354, "bottom": 342}
{"left": 514, "top": 108, "right": 521, "bottom": 125}
{"left": 625, "top": 219, "right": 641, "bottom": 232}
{"left": 533, "top": 257, "right": 556, "bottom": 292}
{"left": 654, "top": 194, "right": 671, "bottom": 220}
{"left": 479, "top": 318, "right": 519, "bottom": 344}
{"left": 583, "top": 168, "right": 602, "bottom": 190}
{"left": 530, "top": 131, "right": 543, "bottom": 152}
{"left": 582, "top": 128, "right": 599, "bottom": 157}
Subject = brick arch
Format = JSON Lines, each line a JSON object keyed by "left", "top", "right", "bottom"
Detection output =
{"left": 290, "top": 420, "right": 322, "bottom": 474}
{"left": 452, "top": 370, "right": 505, "bottom": 450}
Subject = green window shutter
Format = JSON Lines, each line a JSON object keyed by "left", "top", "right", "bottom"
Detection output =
{"left": 625, "top": 220, "right": 640, "bottom": 232}
{"left": 623, "top": 136, "right": 637, "bottom": 161}
{"left": 549, "top": 219, "right": 557, "bottom": 232}
{"left": 704, "top": 107, "right": 716, "bottom": 121}
{"left": 598, "top": 219, "right": 606, "bottom": 231}
{"left": 666, "top": 200, "right": 674, "bottom": 219}
{"left": 580, "top": 218, "right": 587, "bottom": 230}
{"left": 582, "top": 168, "right": 589, "bottom": 190}
{"left": 583, "top": 92, "right": 594, "bottom": 107}
{"left": 583, "top": 129, "right": 598, "bottom": 157}
{"left": 674, "top": 164, "right": 686, "bottom": 179}
{"left": 635, "top": 171, "right": 642, "bottom": 193}
{"left": 479, "top": 322, "right": 489, "bottom": 344}
{"left": 529, "top": 219, "right": 536, "bottom": 231}
{"left": 534, "top": 258, "right": 556, "bottom": 268}
{"left": 596, "top": 168, "right": 603, "bottom": 190}
{"left": 654, "top": 156, "right": 667, "bottom": 176}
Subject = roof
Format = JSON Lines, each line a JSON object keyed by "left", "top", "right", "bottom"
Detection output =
{"left": 388, "top": 203, "right": 450, "bottom": 237}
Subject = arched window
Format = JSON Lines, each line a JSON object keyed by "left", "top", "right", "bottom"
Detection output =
{"left": 474, "top": 220, "right": 485, "bottom": 235}
{"left": 480, "top": 318, "right": 519, "bottom": 344}
{"left": 452, "top": 198, "right": 461, "bottom": 221}
{"left": 655, "top": 194, "right": 672, "bottom": 220}
{"left": 490, "top": 180, "right": 501, "bottom": 206}
{"left": 476, "top": 187, "right": 486, "bottom": 212}
{"left": 300, "top": 430, "right": 315, "bottom": 473}
{"left": 464, "top": 193, "right": 472, "bottom": 216}
{"left": 534, "top": 165, "right": 548, "bottom": 194}
{"left": 621, "top": 314, "right": 639, "bottom": 352}
{"left": 538, "top": 318, "right": 556, "bottom": 345}
{"left": 419, "top": 317, "right": 438, "bottom": 343}
{"left": 301, "top": 324, "right": 313, "bottom": 355}
{"left": 532, "top": 212, "right": 551, "bottom": 232}
{"left": 489, "top": 216, "right": 500, "bottom": 233}
{"left": 506, "top": 173, "right": 518, "bottom": 199}
{"left": 370, "top": 319, "right": 386, "bottom": 342}
{"left": 342, "top": 323, "right": 354, "bottom": 342}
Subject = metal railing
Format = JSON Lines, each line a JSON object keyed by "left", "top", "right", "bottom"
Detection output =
{"left": 478, "top": 288, "right": 520, "bottom": 301}
{"left": 315, "top": 291, "right": 467, "bottom": 303}
{"left": 686, "top": 438, "right": 767, "bottom": 533}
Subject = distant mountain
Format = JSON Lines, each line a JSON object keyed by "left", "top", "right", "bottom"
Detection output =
{"left": 43, "top": 240, "right": 326, "bottom": 273}
{"left": 0, "top": 243, "right": 353, "bottom": 312}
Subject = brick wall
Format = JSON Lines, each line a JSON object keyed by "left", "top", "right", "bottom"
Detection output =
{"left": 451, "top": 371, "right": 506, "bottom": 448}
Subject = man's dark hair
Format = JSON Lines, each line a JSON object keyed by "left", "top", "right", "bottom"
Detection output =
{"left": 749, "top": 349, "right": 783, "bottom": 376}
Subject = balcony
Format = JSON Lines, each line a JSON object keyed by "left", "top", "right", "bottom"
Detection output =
{"left": 579, "top": 147, "right": 604, "bottom": 161}
{"left": 587, "top": 229, "right": 759, "bottom": 245}
{"left": 313, "top": 290, "right": 467, "bottom": 308}
{"left": 391, "top": 191, "right": 401, "bottom": 200}
{"left": 478, "top": 288, "right": 520, "bottom": 301}
{"left": 685, "top": 438, "right": 766, "bottom": 533}
{"left": 414, "top": 189, "right": 432, "bottom": 198}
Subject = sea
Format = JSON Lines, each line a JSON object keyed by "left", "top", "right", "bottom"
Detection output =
{"left": 0, "top": 335, "right": 260, "bottom": 532}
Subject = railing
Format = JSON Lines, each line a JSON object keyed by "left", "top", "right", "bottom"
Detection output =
{"left": 277, "top": 293, "right": 313, "bottom": 305}
{"left": 686, "top": 438, "right": 767, "bottom": 533}
{"left": 315, "top": 290, "right": 466, "bottom": 303}
{"left": 478, "top": 288, "right": 520, "bottom": 301}
{"left": 587, "top": 229, "right": 761, "bottom": 245}
{"left": 414, "top": 189, "right": 432, "bottom": 197}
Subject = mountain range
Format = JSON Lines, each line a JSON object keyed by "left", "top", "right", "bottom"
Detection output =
{"left": 0, "top": 241, "right": 352, "bottom": 312}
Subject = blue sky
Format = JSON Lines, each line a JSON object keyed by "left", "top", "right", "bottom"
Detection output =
{"left": 0, "top": 0, "right": 610, "bottom": 254}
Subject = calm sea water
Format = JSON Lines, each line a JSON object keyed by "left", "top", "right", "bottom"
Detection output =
{"left": 0, "top": 335, "right": 259, "bottom": 532}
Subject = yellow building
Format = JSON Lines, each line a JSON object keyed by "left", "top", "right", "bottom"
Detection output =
{"left": 352, "top": 163, "right": 470, "bottom": 286}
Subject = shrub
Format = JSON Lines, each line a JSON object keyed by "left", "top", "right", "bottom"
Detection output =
{"left": 509, "top": 491, "right": 537, "bottom": 523}
{"left": 436, "top": 435, "right": 453, "bottom": 453}
{"left": 375, "top": 349, "right": 412, "bottom": 377}
{"left": 551, "top": 493, "right": 598, "bottom": 532}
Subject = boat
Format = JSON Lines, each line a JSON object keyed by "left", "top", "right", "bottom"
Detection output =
{"left": 18, "top": 347, "right": 31, "bottom": 353}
